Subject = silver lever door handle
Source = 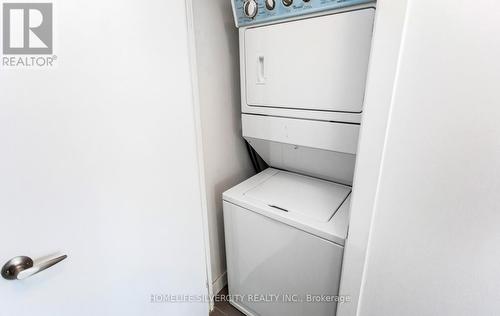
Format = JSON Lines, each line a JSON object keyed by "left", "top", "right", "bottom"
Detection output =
{"left": 1, "top": 255, "right": 67, "bottom": 280}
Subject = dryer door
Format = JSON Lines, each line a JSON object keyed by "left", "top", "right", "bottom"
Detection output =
{"left": 244, "top": 8, "right": 375, "bottom": 113}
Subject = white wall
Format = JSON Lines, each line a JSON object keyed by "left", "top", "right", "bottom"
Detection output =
{"left": 188, "top": 0, "right": 254, "bottom": 297}
{"left": 340, "top": 1, "right": 500, "bottom": 315}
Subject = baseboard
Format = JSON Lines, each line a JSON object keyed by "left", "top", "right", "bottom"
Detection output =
{"left": 229, "top": 298, "right": 255, "bottom": 316}
{"left": 212, "top": 271, "right": 227, "bottom": 296}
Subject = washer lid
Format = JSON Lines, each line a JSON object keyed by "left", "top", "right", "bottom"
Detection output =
{"left": 244, "top": 171, "right": 351, "bottom": 223}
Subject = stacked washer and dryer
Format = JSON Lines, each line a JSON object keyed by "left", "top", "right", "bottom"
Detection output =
{"left": 223, "top": 1, "right": 376, "bottom": 315}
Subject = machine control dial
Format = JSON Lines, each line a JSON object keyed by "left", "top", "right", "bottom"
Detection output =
{"left": 243, "top": 0, "right": 258, "bottom": 19}
{"left": 265, "top": 0, "right": 276, "bottom": 10}
{"left": 282, "top": 0, "right": 293, "bottom": 7}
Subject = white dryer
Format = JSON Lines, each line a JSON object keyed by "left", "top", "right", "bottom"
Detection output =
{"left": 235, "top": 0, "right": 376, "bottom": 185}
{"left": 225, "top": 1, "right": 376, "bottom": 315}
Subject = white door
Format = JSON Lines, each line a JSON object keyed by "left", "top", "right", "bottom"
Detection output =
{"left": 0, "top": 1, "right": 209, "bottom": 316}
{"left": 244, "top": 8, "right": 375, "bottom": 113}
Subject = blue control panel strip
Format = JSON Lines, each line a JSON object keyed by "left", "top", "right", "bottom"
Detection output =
{"left": 233, "top": 0, "right": 374, "bottom": 27}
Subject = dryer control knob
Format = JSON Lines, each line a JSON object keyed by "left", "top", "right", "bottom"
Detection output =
{"left": 265, "top": 0, "right": 276, "bottom": 10}
{"left": 282, "top": 0, "right": 293, "bottom": 7}
{"left": 243, "top": 0, "right": 258, "bottom": 19}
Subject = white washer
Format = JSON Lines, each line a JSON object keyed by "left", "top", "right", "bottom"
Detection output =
{"left": 223, "top": 169, "right": 350, "bottom": 316}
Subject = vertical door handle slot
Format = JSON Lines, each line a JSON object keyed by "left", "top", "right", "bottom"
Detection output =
{"left": 257, "top": 55, "right": 265, "bottom": 84}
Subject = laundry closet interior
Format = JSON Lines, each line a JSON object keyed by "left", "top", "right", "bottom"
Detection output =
{"left": 191, "top": 1, "right": 376, "bottom": 315}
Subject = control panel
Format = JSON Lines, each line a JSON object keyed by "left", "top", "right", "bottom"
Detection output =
{"left": 232, "top": 0, "right": 374, "bottom": 27}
